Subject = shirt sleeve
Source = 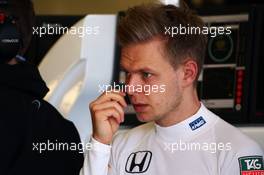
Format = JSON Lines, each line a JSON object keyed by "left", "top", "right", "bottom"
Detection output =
{"left": 79, "top": 137, "right": 113, "bottom": 175}
{"left": 220, "top": 143, "right": 264, "bottom": 175}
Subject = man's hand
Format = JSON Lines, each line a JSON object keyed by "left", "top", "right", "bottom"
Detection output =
{"left": 89, "top": 91, "right": 127, "bottom": 145}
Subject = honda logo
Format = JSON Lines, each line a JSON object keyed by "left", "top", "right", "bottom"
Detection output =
{"left": 125, "top": 151, "right": 152, "bottom": 173}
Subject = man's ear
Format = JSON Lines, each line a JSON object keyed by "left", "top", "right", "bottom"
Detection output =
{"left": 181, "top": 59, "right": 198, "bottom": 88}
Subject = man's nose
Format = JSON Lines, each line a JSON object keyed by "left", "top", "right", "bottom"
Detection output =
{"left": 125, "top": 74, "right": 142, "bottom": 95}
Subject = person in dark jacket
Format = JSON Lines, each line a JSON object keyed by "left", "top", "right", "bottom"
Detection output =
{"left": 0, "top": 0, "right": 84, "bottom": 174}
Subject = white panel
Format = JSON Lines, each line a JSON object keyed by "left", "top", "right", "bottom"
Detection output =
{"left": 39, "top": 19, "right": 83, "bottom": 99}
{"left": 68, "top": 15, "right": 117, "bottom": 143}
{"left": 39, "top": 15, "right": 117, "bottom": 143}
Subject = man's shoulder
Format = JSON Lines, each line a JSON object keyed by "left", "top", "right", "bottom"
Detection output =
{"left": 211, "top": 117, "right": 264, "bottom": 173}
{"left": 212, "top": 115, "right": 263, "bottom": 154}
{"left": 32, "top": 100, "right": 81, "bottom": 145}
{"left": 36, "top": 100, "right": 71, "bottom": 121}
{"left": 202, "top": 106, "right": 261, "bottom": 149}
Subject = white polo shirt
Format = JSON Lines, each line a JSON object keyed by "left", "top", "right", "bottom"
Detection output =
{"left": 80, "top": 103, "right": 264, "bottom": 175}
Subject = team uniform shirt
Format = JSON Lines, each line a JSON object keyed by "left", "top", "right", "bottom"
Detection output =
{"left": 80, "top": 103, "right": 264, "bottom": 175}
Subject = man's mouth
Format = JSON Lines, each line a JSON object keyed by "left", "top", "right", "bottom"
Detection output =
{"left": 133, "top": 103, "right": 149, "bottom": 112}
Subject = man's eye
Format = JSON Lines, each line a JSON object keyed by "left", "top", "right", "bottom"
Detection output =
{"left": 143, "top": 72, "right": 152, "bottom": 78}
{"left": 125, "top": 72, "right": 131, "bottom": 77}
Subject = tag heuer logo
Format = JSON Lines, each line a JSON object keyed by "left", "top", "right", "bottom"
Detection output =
{"left": 239, "top": 156, "right": 264, "bottom": 175}
{"left": 189, "top": 116, "right": 206, "bottom": 131}
{"left": 125, "top": 151, "right": 152, "bottom": 173}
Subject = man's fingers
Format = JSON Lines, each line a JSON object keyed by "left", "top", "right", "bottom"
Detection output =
{"left": 92, "top": 92, "right": 127, "bottom": 108}
{"left": 98, "top": 90, "right": 126, "bottom": 98}
{"left": 108, "top": 117, "right": 120, "bottom": 133}
{"left": 92, "top": 101, "right": 125, "bottom": 122}
{"left": 94, "top": 108, "right": 122, "bottom": 124}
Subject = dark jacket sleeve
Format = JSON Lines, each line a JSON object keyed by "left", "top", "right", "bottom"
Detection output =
{"left": 30, "top": 100, "right": 84, "bottom": 175}
{"left": 0, "top": 90, "right": 30, "bottom": 175}
{"left": 0, "top": 91, "right": 84, "bottom": 175}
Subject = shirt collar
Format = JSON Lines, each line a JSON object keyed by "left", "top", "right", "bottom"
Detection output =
{"left": 154, "top": 103, "right": 217, "bottom": 141}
